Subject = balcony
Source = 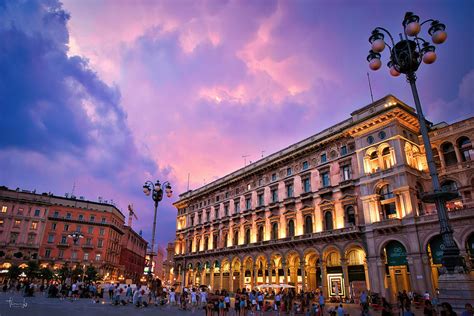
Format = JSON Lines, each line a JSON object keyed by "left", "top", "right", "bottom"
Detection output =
{"left": 338, "top": 179, "right": 355, "bottom": 189}
{"left": 283, "top": 196, "right": 296, "bottom": 206}
{"left": 82, "top": 244, "right": 94, "bottom": 249}
{"left": 318, "top": 186, "right": 333, "bottom": 195}
{"left": 371, "top": 218, "right": 402, "bottom": 233}
{"left": 57, "top": 242, "right": 69, "bottom": 247}
{"left": 17, "top": 243, "right": 39, "bottom": 249}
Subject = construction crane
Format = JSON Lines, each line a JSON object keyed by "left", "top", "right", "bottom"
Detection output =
{"left": 128, "top": 204, "right": 138, "bottom": 227}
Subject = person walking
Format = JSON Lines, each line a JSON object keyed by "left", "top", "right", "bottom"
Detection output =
{"left": 318, "top": 293, "right": 325, "bottom": 315}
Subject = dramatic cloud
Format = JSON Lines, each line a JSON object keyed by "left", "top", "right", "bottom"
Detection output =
{"left": 1, "top": 0, "right": 473, "bottom": 247}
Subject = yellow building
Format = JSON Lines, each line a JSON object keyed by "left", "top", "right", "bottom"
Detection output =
{"left": 172, "top": 95, "right": 474, "bottom": 301}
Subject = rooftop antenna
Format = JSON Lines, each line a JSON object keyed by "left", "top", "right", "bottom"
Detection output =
{"left": 367, "top": 72, "right": 374, "bottom": 103}
{"left": 71, "top": 180, "right": 76, "bottom": 197}
{"left": 261, "top": 150, "right": 265, "bottom": 158}
{"left": 242, "top": 154, "right": 249, "bottom": 166}
{"left": 187, "top": 173, "right": 190, "bottom": 191}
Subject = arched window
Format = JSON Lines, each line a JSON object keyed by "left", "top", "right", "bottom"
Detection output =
{"left": 271, "top": 222, "right": 278, "bottom": 240}
{"left": 213, "top": 234, "right": 218, "bottom": 249}
{"left": 245, "top": 228, "right": 251, "bottom": 244}
{"left": 288, "top": 219, "right": 295, "bottom": 237}
{"left": 458, "top": 137, "right": 473, "bottom": 162}
{"left": 196, "top": 238, "right": 201, "bottom": 252}
{"left": 257, "top": 226, "right": 264, "bottom": 242}
{"left": 382, "top": 147, "right": 393, "bottom": 169}
{"left": 442, "top": 142, "right": 458, "bottom": 166}
{"left": 441, "top": 180, "right": 457, "bottom": 192}
{"left": 379, "top": 184, "right": 397, "bottom": 219}
{"left": 324, "top": 211, "right": 333, "bottom": 231}
{"left": 346, "top": 206, "right": 356, "bottom": 225}
{"left": 203, "top": 237, "right": 207, "bottom": 251}
{"left": 222, "top": 232, "right": 228, "bottom": 248}
{"left": 304, "top": 215, "right": 313, "bottom": 234}
{"left": 233, "top": 230, "right": 239, "bottom": 246}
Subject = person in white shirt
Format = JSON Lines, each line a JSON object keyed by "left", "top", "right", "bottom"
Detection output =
{"left": 191, "top": 288, "right": 197, "bottom": 306}
{"left": 169, "top": 288, "right": 176, "bottom": 305}
{"left": 200, "top": 289, "right": 207, "bottom": 307}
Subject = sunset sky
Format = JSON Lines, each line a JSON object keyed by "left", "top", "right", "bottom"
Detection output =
{"left": 1, "top": 0, "right": 473, "bottom": 249}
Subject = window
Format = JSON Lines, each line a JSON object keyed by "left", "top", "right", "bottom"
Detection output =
{"left": 382, "top": 147, "right": 393, "bottom": 169}
{"left": 233, "top": 230, "right": 239, "bottom": 246}
{"left": 66, "top": 213, "right": 71, "bottom": 219}
{"left": 214, "top": 208, "right": 218, "bottom": 219}
{"left": 88, "top": 226, "right": 93, "bottom": 234}
{"left": 340, "top": 146, "right": 347, "bottom": 156}
{"left": 379, "top": 184, "right": 397, "bottom": 219}
{"left": 271, "top": 173, "right": 277, "bottom": 181}
{"left": 458, "top": 137, "right": 473, "bottom": 161}
{"left": 84, "top": 253, "right": 89, "bottom": 261}
{"left": 10, "top": 233, "right": 19, "bottom": 243}
{"left": 258, "top": 179, "right": 263, "bottom": 186}
{"left": 95, "top": 254, "right": 101, "bottom": 261}
{"left": 71, "top": 251, "right": 77, "bottom": 260}
{"left": 48, "top": 234, "right": 55, "bottom": 243}
{"left": 271, "top": 189, "right": 278, "bottom": 203}
{"left": 303, "top": 178, "right": 311, "bottom": 193}
{"left": 346, "top": 206, "right": 356, "bottom": 225}
{"left": 258, "top": 193, "right": 264, "bottom": 206}
{"left": 190, "top": 216, "right": 194, "bottom": 226}
{"left": 304, "top": 215, "right": 313, "bottom": 234}
{"left": 27, "top": 233, "right": 35, "bottom": 244}
{"left": 99, "top": 228, "right": 104, "bottom": 236}
{"left": 52, "top": 223, "right": 57, "bottom": 231}
{"left": 286, "top": 184, "right": 294, "bottom": 198}
{"left": 257, "top": 226, "right": 264, "bottom": 242}
{"left": 90, "top": 215, "right": 95, "bottom": 222}
{"left": 78, "top": 214, "right": 84, "bottom": 221}
{"left": 14, "top": 220, "right": 21, "bottom": 227}
{"left": 17, "top": 208, "right": 23, "bottom": 215}
{"left": 1, "top": 206, "right": 6, "bottom": 213}
{"left": 245, "top": 198, "right": 251, "bottom": 210}
{"left": 442, "top": 142, "right": 457, "bottom": 166}
{"left": 61, "top": 236, "right": 67, "bottom": 244}
{"left": 213, "top": 234, "right": 218, "bottom": 249}
{"left": 225, "top": 192, "right": 229, "bottom": 199}
{"left": 98, "top": 239, "right": 103, "bottom": 248}
{"left": 58, "top": 250, "right": 64, "bottom": 258}
{"left": 86, "top": 238, "right": 92, "bottom": 245}
{"left": 324, "top": 211, "right": 334, "bottom": 230}
{"left": 34, "top": 209, "right": 40, "bottom": 216}
{"left": 287, "top": 168, "right": 292, "bottom": 176}
{"left": 64, "top": 224, "right": 69, "bottom": 232}
{"left": 198, "top": 214, "right": 202, "bottom": 224}
{"left": 271, "top": 222, "right": 278, "bottom": 240}
{"left": 234, "top": 201, "right": 240, "bottom": 213}
{"left": 76, "top": 225, "right": 82, "bottom": 233}
{"left": 207, "top": 211, "right": 211, "bottom": 222}
{"left": 245, "top": 229, "right": 251, "bottom": 244}
{"left": 247, "top": 183, "right": 251, "bottom": 191}
{"left": 367, "top": 136, "right": 374, "bottom": 144}
{"left": 302, "top": 161, "right": 309, "bottom": 170}
{"left": 288, "top": 220, "right": 295, "bottom": 237}
{"left": 222, "top": 232, "right": 228, "bottom": 247}
{"left": 216, "top": 195, "right": 220, "bottom": 202}
{"left": 321, "top": 172, "right": 330, "bottom": 187}
{"left": 101, "top": 217, "right": 106, "bottom": 224}
{"left": 30, "top": 221, "right": 38, "bottom": 230}
{"left": 53, "top": 211, "right": 59, "bottom": 217}
{"left": 224, "top": 205, "right": 229, "bottom": 216}
{"left": 342, "top": 165, "right": 351, "bottom": 181}
{"left": 45, "top": 249, "right": 51, "bottom": 258}
{"left": 321, "top": 153, "right": 327, "bottom": 163}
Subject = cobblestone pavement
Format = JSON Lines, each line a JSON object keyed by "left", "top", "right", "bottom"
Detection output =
{"left": 0, "top": 293, "right": 429, "bottom": 316}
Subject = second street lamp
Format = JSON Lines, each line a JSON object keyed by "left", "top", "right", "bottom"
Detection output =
{"left": 142, "top": 180, "right": 173, "bottom": 284}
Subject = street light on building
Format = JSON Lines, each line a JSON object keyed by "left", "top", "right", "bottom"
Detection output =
{"left": 367, "top": 11, "right": 470, "bottom": 299}
{"left": 142, "top": 180, "right": 173, "bottom": 282}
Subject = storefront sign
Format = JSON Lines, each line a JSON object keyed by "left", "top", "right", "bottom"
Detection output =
{"left": 327, "top": 273, "right": 345, "bottom": 297}
{"left": 386, "top": 241, "right": 408, "bottom": 266}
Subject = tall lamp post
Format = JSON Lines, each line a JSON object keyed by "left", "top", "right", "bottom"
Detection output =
{"left": 142, "top": 180, "right": 173, "bottom": 283}
{"left": 67, "top": 231, "right": 84, "bottom": 281}
{"left": 367, "top": 12, "right": 472, "bottom": 304}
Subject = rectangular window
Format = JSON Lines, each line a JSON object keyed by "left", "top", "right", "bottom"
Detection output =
{"left": 271, "top": 189, "right": 278, "bottom": 203}
{"left": 216, "top": 195, "right": 220, "bottom": 202}
{"left": 30, "top": 221, "right": 38, "bottom": 230}
{"left": 95, "top": 254, "right": 101, "bottom": 261}
{"left": 10, "top": 233, "right": 18, "bottom": 243}
{"left": 34, "top": 209, "right": 40, "bottom": 216}
{"left": 45, "top": 249, "right": 51, "bottom": 258}
{"left": 76, "top": 225, "right": 82, "bottom": 232}
{"left": 1, "top": 206, "right": 6, "bottom": 213}
{"left": 88, "top": 226, "right": 93, "bottom": 234}
{"left": 98, "top": 239, "right": 103, "bottom": 248}
{"left": 214, "top": 209, "right": 218, "bottom": 219}
{"left": 17, "top": 208, "right": 23, "bottom": 215}
{"left": 206, "top": 212, "right": 210, "bottom": 222}
{"left": 271, "top": 173, "right": 277, "bottom": 181}
{"left": 71, "top": 251, "right": 77, "bottom": 259}
{"left": 53, "top": 211, "right": 59, "bottom": 218}
{"left": 303, "top": 178, "right": 311, "bottom": 193}
{"left": 101, "top": 217, "right": 106, "bottom": 224}
{"left": 64, "top": 224, "right": 69, "bottom": 232}
{"left": 341, "top": 146, "right": 347, "bottom": 156}
{"left": 225, "top": 192, "right": 229, "bottom": 199}
{"left": 234, "top": 201, "right": 240, "bottom": 213}
{"left": 52, "top": 223, "right": 57, "bottom": 231}
{"left": 14, "top": 220, "right": 21, "bottom": 227}
{"left": 190, "top": 216, "right": 194, "bottom": 226}
{"left": 287, "top": 168, "right": 292, "bottom": 176}
{"left": 342, "top": 165, "right": 351, "bottom": 181}
{"left": 224, "top": 205, "right": 229, "bottom": 216}
{"left": 84, "top": 253, "right": 89, "bottom": 261}
{"left": 198, "top": 214, "right": 202, "bottom": 224}
{"left": 258, "top": 193, "right": 264, "bottom": 206}
{"left": 322, "top": 172, "right": 330, "bottom": 187}
{"left": 78, "top": 214, "right": 84, "bottom": 221}
{"left": 286, "top": 184, "right": 294, "bottom": 198}
{"left": 321, "top": 153, "right": 327, "bottom": 163}
{"left": 99, "top": 228, "right": 104, "bottom": 236}
{"left": 258, "top": 179, "right": 263, "bottom": 186}
{"left": 61, "top": 236, "right": 67, "bottom": 244}
{"left": 245, "top": 198, "right": 251, "bottom": 210}
{"left": 86, "top": 238, "right": 92, "bottom": 245}
{"left": 90, "top": 215, "right": 95, "bottom": 222}
{"left": 48, "top": 234, "right": 54, "bottom": 243}
{"left": 66, "top": 213, "right": 71, "bottom": 219}
{"left": 302, "top": 161, "right": 309, "bottom": 170}
{"left": 58, "top": 250, "right": 64, "bottom": 258}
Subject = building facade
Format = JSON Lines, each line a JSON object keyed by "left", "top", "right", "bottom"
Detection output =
{"left": 162, "top": 241, "right": 175, "bottom": 286}
{"left": 119, "top": 226, "right": 147, "bottom": 283}
{"left": 172, "top": 95, "right": 474, "bottom": 301}
{"left": 0, "top": 187, "right": 146, "bottom": 282}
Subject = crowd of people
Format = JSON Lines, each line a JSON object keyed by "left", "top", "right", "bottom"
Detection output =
{"left": 2, "top": 279, "right": 473, "bottom": 316}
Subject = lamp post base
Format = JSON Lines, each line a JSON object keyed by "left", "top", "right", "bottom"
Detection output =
{"left": 437, "top": 272, "right": 474, "bottom": 312}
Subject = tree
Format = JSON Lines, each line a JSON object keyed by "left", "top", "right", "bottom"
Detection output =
{"left": 58, "top": 263, "right": 71, "bottom": 282}
{"left": 85, "top": 265, "right": 99, "bottom": 282}
{"left": 72, "top": 266, "right": 84, "bottom": 281}
{"left": 7, "top": 265, "right": 21, "bottom": 280}
{"left": 39, "top": 267, "right": 54, "bottom": 284}
{"left": 26, "top": 261, "right": 39, "bottom": 281}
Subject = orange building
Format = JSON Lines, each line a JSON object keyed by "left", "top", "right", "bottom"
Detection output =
{"left": 119, "top": 226, "right": 147, "bottom": 283}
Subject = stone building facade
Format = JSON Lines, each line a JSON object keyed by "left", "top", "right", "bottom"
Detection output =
{"left": 172, "top": 95, "right": 474, "bottom": 301}
{"left": 119, "top": 226, "right": 147, "bottom": 283}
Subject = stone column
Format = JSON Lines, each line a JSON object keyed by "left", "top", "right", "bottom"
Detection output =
{"left": 454, "top": 145, "right": 462, "bottom": 164}
{"left": 376, "top": 258, "right": 388, "bottom": 301}
{"left": 320, "top": 261, "right": 328, "bottom": 297}
{"left": 253, "top": 265, "right": 258, "bottom": 289}
{"left": 300, "top": 262, "right": 306, "bottom": 291}
{"left": 438, "top": 146, "right": 446, "bottom": 170}
{"left": 220, "top": 268, "right": 223, "bottom": 290}
{"left": 363, "top": 262, "right": 371, "bottom": 291}
{"left": 341, "top": 259, "right": 350, "bottom": 299}
{"left": 283, "top": 260, "right": 289, "bottom": 284}
{"left": 210, "top": 268, "right": 215, "bottom": 290}
{"left": 267, "top": 264, "right": 272, "bottom": 284}
{"left": 240, "top": 265, "right": 245, "bottom": 290}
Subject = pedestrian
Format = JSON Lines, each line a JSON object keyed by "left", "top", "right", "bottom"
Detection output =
{"left": 461, "top": 303, "right": 473, "bottom": 316}
{"left": 441, "top": 302, "right": 457, "bottom": 316}
{"left": 319, "top": 293, "right": 325, "bottom": 315}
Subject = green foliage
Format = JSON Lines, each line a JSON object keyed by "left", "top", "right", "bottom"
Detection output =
{"left": 85, "top": 265, "right": 99, "bottom": 281}
{"left": 7, "top": 265, "right": 21, "bottom": 280}
{"left": 39, "top": 267, "right": 54, "bottom": 281}
{"left": 72, "top": 266, "right": 84, "bottom": 281}
{"left": 58, "top": 263, "right": 71, "bottom": 281}
{"left": 26, "top": 260, "right": 39, "bottom": 280}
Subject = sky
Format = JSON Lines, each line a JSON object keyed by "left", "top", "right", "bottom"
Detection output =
{"left": 0, "top": 0, "right": 473, "bottom": 250}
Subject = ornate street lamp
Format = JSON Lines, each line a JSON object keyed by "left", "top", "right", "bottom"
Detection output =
{"left": 67, "top": 231, "right": 84, "bottom": 245}
{"left": 142, "top": 180, "right": 173, "bottom": 283}
{"left": 367, "top": 12, "right": 465, "bottom": 274}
